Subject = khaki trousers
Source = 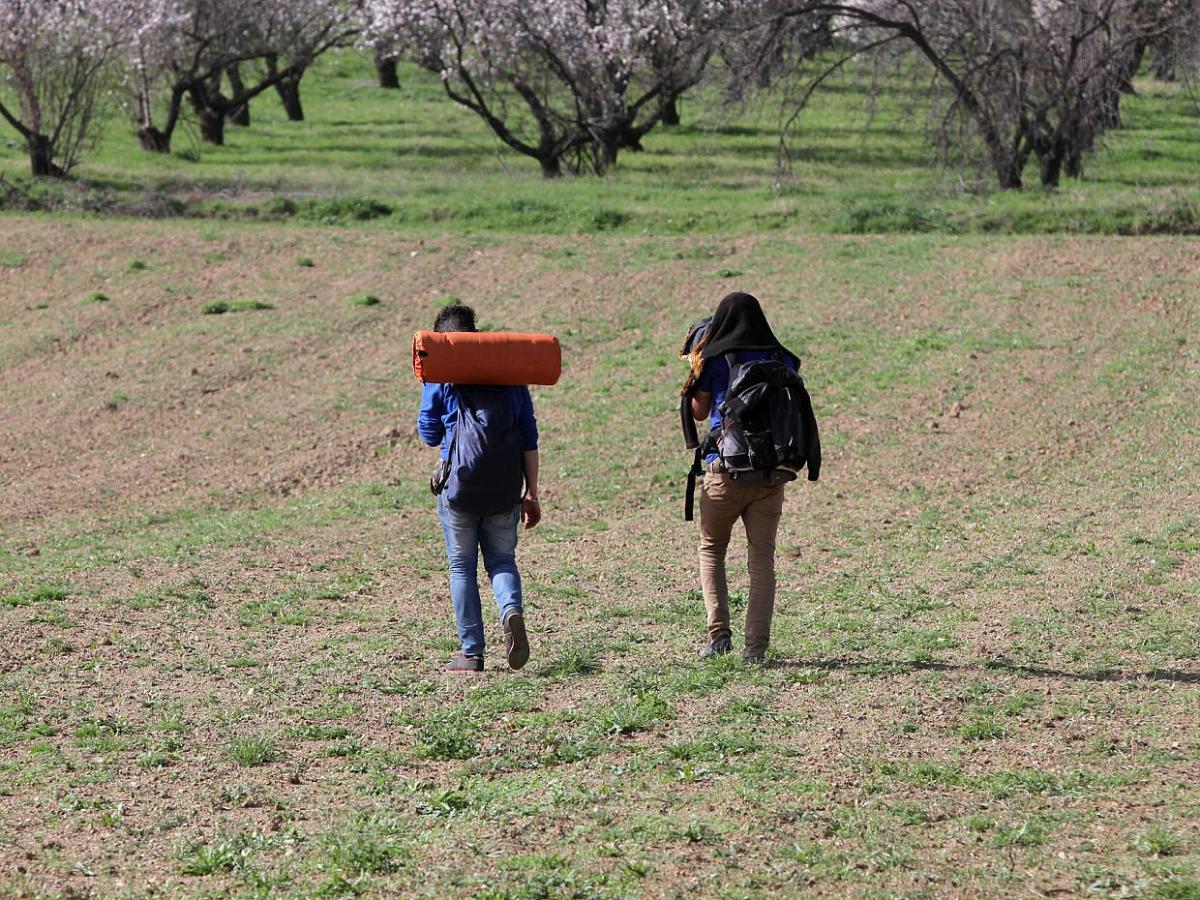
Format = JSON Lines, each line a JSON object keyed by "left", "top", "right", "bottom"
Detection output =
{"left": 698, "top": 472, "right": 786, "bottom": 655}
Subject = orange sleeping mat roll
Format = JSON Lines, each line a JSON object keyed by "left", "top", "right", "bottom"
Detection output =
{"left": 412, "top": 330, "right": 562, "bottom": 386}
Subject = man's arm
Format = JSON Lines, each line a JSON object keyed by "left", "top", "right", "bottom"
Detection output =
{"left": 417, "top": 383, "right": 445, "bottom": 447}
{"left": 521, "top": 449, "right": 541, "bottom": 529}
{"left": 690, "top": 390, "right": 713, "bottom": 421}
{"left": 523, "top": 449, "right": 539, "bottom": 499}
{"left": 514, "top": 386, "right": 541, "bottom": 528}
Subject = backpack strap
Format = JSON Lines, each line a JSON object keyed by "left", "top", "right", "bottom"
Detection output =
{"left": 684, "top": 446, "right": 704, "bottom": 522}
{"left": 680, "top": 394, "right": 699, "bottom": 449}
{"left": 443, "top": 383, "right": 464, "bottom": 462}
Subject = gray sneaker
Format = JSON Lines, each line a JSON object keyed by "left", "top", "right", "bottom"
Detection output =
{"left": 446, "top": 653, "right": 484, "bottom": 673}
{"left": 503, "top": 611, "right": 530, "bottom": 671}
{"left": 699, "top": 636, "right": 732, "bottom": 659}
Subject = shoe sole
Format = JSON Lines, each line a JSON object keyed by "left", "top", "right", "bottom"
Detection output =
{"left": 505, "top": 614, "right": 530, "bottom": 671}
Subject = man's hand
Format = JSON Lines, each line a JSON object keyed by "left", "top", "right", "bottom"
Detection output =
{"left": 521, "top": 497, "right": 542, "bottom": 530}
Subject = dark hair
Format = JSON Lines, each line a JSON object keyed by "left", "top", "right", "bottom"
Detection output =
{"left": 433, "top": 303, "right": 477, "bottom": 333}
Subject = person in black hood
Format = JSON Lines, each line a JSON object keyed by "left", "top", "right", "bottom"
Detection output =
{"left": 686, "top": 291, "right": 818, "bottom": 663}
{"left": 699, "top": 291, "right": 798, "bottom": 364}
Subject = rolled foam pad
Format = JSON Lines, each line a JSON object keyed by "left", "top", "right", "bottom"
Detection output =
{"left": 412, "top": 330, "right": 562, "bottom": 386}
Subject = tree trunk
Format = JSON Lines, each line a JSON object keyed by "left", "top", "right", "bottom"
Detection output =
{"left": 617, "top": 125, "right": 645, "bottom": 152}
{"left": 199, "top": 107, "right": 225, "bottom": 145}
{"left": 596, "top": 135, "right": 620, "bottom": 174}
{"left": 1151, "top": 49, "right": 1176, "bottom": 82}
{"left": 662, "top": 96, "right": 680, "bottom": 127}
{"left": 1065, "top": 147, "right": 1084, "bottom": 180}
{"left": 137, "top": 126, "right": 172, "bottom": 153}
{"left": 274, "top": 71, "right": 305, "bottom": 122}
{"left": 29, "top": 133, "right": 63, "bottom": 177}
{"left": 375, "top": 53, "right": 400, "bottom": 89}
{"left": 226, "top": 65, "right": 250, "bottom": 126}
{"left": 1038, "top": 144, "right": 1065, "bottom": 189}
{"left": 538, "top": 156, "right": 562, "bottom": 178}
{"left": 992, "top": 151, "right": 1024, "bottom": 190}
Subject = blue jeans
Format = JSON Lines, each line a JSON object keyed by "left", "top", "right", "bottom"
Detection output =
{"left": 437, "top": 495, "right": 523, "bottom": 657}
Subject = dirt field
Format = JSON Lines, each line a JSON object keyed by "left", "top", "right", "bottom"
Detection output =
{"left": 1, "top": 217, "right": 1197, "bottom": 898}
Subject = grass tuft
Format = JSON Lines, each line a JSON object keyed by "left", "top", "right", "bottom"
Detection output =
{"left": 541, "top": 644, "right": 601, "bottom": 678}
{"left": 1135, "top": 827, "right": 1185, "bottom": 857}
{"left": 957, "top": 718, "right": 1008, "bottom": 741}
{"left": 201, "top": 299, "right": 274, "bottom": 315}
{"left": 321, "top": 812, "right": 407, "bottom": 876}
{"left": 1, "top": 585, "right": 69, "bottom": 608}
{"left": 226, "top": 734, "right": 280, "bottom": 767}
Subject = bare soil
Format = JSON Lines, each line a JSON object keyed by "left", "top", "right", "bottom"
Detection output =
{"left": 0, "top": 219, "right": 1197, "bottom": 898}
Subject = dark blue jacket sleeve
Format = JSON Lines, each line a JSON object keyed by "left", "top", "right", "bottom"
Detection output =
{"left": 514, "top": 387, "right": 538, "bottom": 452}
{"left": 417, "top": 383, "right": 445, "bottom": 447}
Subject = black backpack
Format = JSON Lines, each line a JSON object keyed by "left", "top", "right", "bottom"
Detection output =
{"left": 682, "top": 351, "right": 821, "bottom": 521}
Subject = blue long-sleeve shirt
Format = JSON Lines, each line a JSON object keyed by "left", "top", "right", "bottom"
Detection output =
{"left": 418, "top": 383, "right": 539, "bottom": 460}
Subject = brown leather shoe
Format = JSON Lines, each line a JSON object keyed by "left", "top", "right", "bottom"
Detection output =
{"left": 503, "top": 612, "right": 529, "bottom": 671}
{"left": 446, "top": 653, "right": 483, "bottom": 673}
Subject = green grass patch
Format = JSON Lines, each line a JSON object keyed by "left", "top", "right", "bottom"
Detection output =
{"left": 540, "top": 643, "right": 601, "bottom": 678}
{"left": 201, "top": 299, "right": 274, "bottom": 315}
{"left": 0, "top": 585, "right": 68, "bottom": 607}
{"left": 226, "top": 734, "right": 280, "bottom": 767}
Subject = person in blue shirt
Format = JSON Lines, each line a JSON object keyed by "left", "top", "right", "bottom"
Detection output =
{"left": 687, "top": 292, "right": 801, "bottom": 663}
{"left": 418, "top": 304, "right": 541, "bottom": 673}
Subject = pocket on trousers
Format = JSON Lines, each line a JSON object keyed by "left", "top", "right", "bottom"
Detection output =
{"left": 701, "top": 472, "right": 732, "bottom": 499}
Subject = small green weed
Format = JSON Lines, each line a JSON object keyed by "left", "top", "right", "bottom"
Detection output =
{"left": 300, "top": 196, "right": 392, "bottom": 223}
{"left": 348, "top": 292, "right": 382, "bottom": 307}
{"left": 991, "top": 819, "right": 1048, "bottom": 848}
{"left": 289, "top": 724, "right": 351, "bottom": 741}
{"left": 1149, "top": 879, "right": 1200, "bottom": 899}
{"left": 541, "top": 644, "right": 601, "bottom": 678}
{"left": 1136, "top": 827, "right": 1185, "bottom": 857}
{"left": 84, "top": 290, "right": 110, "bottom": 304}
{"left": 0, "top": 585, "right": 68, "bottom": 607}
{"left": 320, "top": 812, "right": 407, "bottom": 876}
{"left": 589, "top": 208, "right": 629, "bottom": 231}
{"left": 958, "top": 717, "right": 1007, "bottom": 741}
{"left": 201, "top": 299, "right": 274, "bottom": 315}
{"left": 178, "top": 832, "right": 270, "bottom": 876}
{"left": 104, "top": 393, "right": 130, "bottom": 411}
{"left": 226, "top": 734, "right": 280, "bottom": 767}
{"left": 138, "top": 750, "right": 172, "bottom": 769}
{"left": 594, "top": 695, "right": 670, "bottom": 736}
{"left": 416, "top": 712, "right": 480, "bottom": 760}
